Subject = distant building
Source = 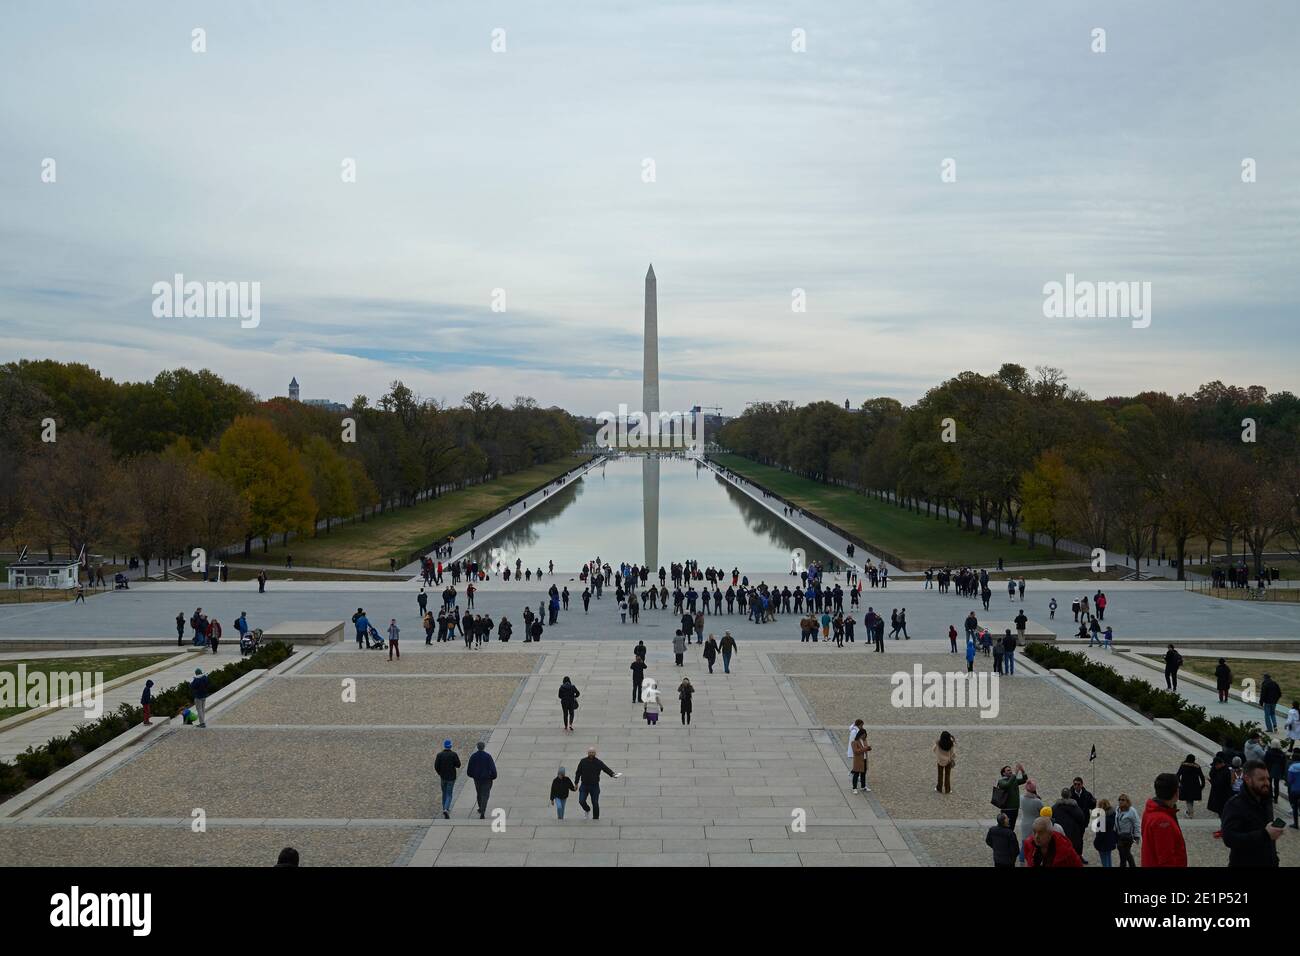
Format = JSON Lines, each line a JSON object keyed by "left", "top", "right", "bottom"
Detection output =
{"left": 303, "top": 398, "right": 349, "bottom": 413}
{"left": 288, "top": 377, "right": 346, "bottom": 412}
{"left": 7, "top": 559, "right": 79, "bottom": 590}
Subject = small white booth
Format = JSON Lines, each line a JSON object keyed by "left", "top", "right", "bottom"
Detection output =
{"left": 7, "top": 559, "right": 80, "bottom": 590}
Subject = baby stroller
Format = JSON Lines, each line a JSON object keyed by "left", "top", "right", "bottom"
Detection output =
{"left": 366, "top": 624, "right": 386, "bottom": 650}
{"left": 239, "top": 628, "right": 263, "bottom": 656}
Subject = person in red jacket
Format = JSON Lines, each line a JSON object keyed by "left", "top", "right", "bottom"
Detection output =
{"left": 1023, "top": 817, "right": 1083, "bottom": 867}
{"left": 1141, "top": 772, "right": 1188, "bottom": 867}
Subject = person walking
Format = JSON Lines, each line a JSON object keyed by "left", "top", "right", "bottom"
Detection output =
{"left": 672, "top": 631, "right": 686, "bottom": 667}
{"left": 947, "top": 624, "right": 958, "bottom": 653}
{"left": 933, "top": 731, "right": 956, "bottom": 794}
{"left": 631, "top": 656, "right": 646, "bottom": 702}
{"left": 1214, "top": 658, "right": 1232, "bottom": 703}
{"left": 176, "top": 612, "right": 185, "bottom": 647}
{"left": 851, "top": 726, "right": 871, "bottom": 793}
{"left": 702, "top": 634, "right": 719, "bottom": 674}
{"left": 1140, "top": 773, "right": 1188, "bottom": 867}
{"left": 207, "top": 617, "right": 222, "bottom": 654}
{"left": 718, "top": 631, "right": 737, "bottom": 673}
{"left": 1260, "top": 673, "right": 1282, "bottom": 732}
{"left": 574, "top": 747, "right": 621, "bottom": 820}
{"left": 190, "top": 668, "right": 211, "bottom": 728}
{"left": 1177, "top": 754, "right": 1206, "bottom": 817}
{"left": 466, "top": 741, "right": 497, "bottom": 820}
{"left": 678, "top": 677, "right": 694, "bottom": 726}
{"left": 1163, "top": 644, "right": 1183, "bottom": 691}
{"left": 986, "top": 813, "right": 1019, "bottom": 867}
{"left": 434, "top": 739, "right": 461, "bottom": 819}
{"left": 558, "top": 676, "right": 580, "bottom": 733}
{"left": 1001, "top": 629, "right": 1017, "bottom": 675}
{"left": 1115, "top": 793, "right": 1140, "bottom": 868}
{"left": 1221, "top": 760, "right": 1283, "bottom": 866}
{"left": 140, "top": 679, "right": 155, "bottom": 725}
{"left": 550, "top": 767, "right": 577, "bottom": 820}
{"left": 387, "top": 619, "right": 401, "bottom": 661}
{"left": 965, "top": 636, "right": 976, "bottom": 674}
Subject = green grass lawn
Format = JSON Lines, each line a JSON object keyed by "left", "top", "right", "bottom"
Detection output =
{"left": 167, "top": 567, "right": 398, "bottom": 582}
{"left": 228, "top": 454, "right": 590, "bottom": 570}
{"left": 1181, "top": 656, "right": 1300, "bottom": 712}
{"left": 0, "top": 654, "right": 176, "bottom": 720}
{"left": 712, "top": 453, "right": 1080, "bottom": 569}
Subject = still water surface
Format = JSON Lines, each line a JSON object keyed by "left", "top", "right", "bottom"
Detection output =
{"left": 466, "top": 456, "right": 833, "bottom": 572}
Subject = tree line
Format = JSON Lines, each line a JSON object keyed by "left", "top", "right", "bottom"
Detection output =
{"left": 0, "top": 360, "right": 583, "bottom": 572}
{"left": 717, "top": 364, "right": 1300, "bottom": 579}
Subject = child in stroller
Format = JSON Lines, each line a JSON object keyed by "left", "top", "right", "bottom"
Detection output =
{"left": 366, "top": 624, "right": 386, "bottom": 650}
{"left": 239, "top": 628, "right": 263, "bottom": 656}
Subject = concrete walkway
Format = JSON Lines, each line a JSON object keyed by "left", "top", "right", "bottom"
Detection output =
{"left": 0, "top": 650, "right": 203, "bottom": 761}
{"left": 1073, "top": 645, "right": 1280, "bottom": 726}
{"left": 406, "top": 639, "right": 912, "bottom": 867}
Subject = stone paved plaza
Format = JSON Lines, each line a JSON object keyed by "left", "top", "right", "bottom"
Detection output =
{"left": 6, "top": 628, "right": 1282, "bottom": 867}
{"left": 4, "top": 576, "right": 1299, "bottom": 647}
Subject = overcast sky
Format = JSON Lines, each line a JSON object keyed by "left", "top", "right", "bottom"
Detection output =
{"left": 2, "top": 0, "right": 1297, "bottom": 416}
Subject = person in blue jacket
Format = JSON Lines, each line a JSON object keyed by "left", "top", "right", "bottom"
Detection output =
{"left": 191, "top": 668, "right": 211, "bottom": 728}
{"left": 140, "top": 679, "right": 155, "bottom": 725}
{"left": 466, "top": 741, "right": 498, "bottom": 820}
{"left": 965, "top": 636, "right": 977, "bottom": 674}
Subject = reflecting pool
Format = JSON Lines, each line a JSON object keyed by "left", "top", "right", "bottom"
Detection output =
{"left": 466, "top": 455, "right": 834, "bottom": 572}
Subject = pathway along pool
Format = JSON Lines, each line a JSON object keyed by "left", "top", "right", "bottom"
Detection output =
{"left": 465, "top": 455, "right": 835, "bottom": 573}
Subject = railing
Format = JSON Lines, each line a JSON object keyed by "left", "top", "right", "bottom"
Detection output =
{"left": 1183, "top": 578, "right": 1299, "bottom": 602}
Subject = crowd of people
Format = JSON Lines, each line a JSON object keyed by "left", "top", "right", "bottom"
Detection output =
{"left": 975, "top": 741, "right": 1299, "bottom": 867}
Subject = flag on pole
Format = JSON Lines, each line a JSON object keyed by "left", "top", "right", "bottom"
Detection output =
{"left": 76, "top": 543, "right": 87, "bottom": 567}
{"left": 1089, "top": 744, "right": 1097, "bottom": 762}
{"left": 17, "top": 545, "right": 28, "bottom": 562}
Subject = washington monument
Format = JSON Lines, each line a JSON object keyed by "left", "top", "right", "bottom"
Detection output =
{"left": 642, "top": 263, "right": 660, "bottom": 569}
{"left": 643, "top": 264, "right": 659, "bottom": 416}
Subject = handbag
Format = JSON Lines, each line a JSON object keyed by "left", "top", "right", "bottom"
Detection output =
{"left": 991, "top": 783, "right": 1011, "bottom": 809}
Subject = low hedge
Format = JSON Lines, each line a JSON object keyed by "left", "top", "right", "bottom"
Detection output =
{"left": 0, "top": 642, "right": 293, "bottom": 798}
{"left": 1025, "top": 643, "right": 1259, "bottom": 750}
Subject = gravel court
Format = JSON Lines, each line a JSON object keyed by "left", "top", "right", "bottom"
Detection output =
{"left": 0, "top": 821, "right": 423, "bottom": 867}
{"left": 792, "top": 673, "right": 1115, "bottom": 728}
{"left": 217, "top": 674, "right": 523, "bottom": 726}
{"left": 45, "top": 727, "right": 493, "bottom": 820}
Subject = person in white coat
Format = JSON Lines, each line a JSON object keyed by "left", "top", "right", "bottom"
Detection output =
{"left": 847, "top": 719, "right": 865, "bottom": 758}
{"left": 1285, "top": 701, "right": 1300, "bottom": 744}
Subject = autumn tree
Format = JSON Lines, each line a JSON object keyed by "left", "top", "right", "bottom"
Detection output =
{"left": 204, "top": 416, "right": 315, "bottom": 555}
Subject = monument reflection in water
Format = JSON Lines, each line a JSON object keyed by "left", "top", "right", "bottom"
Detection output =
{"left": 466, "top": 455, "right": 833, "bottom": 573}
